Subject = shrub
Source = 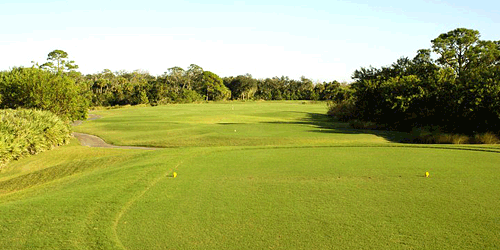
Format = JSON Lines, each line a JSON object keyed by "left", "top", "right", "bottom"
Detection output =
{"left": 175, "top": 89, "right": 204, "bottom": 103}
{"left": 327, "top": 99, "right": 357, "bottom": 122}
{"left": 438, "top": 134, "right": 470, "bottom": 144}
{"left": 0, "top": 109, "right": 71, "bottom": 168}
{"left": 473, "top": 132, "right": 500, "bottom": 144}
{"left": 402, "top": 127, "right": 481, "bottom": 144}
{"left": 0, "top": 67, "right": 88, "bottom": 121}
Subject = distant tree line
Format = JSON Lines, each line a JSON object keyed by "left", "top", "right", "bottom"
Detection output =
{"left": 1, "top": 53, "right": 348, "bottom": 121}
{"left": 329, "top": 28, "right": 500, "bottom": 137}
{"left": 1, "top": 27, "right": 499, "bottom": 139}
{"left": 84, "top": 66, "right": 349, "bottom": 107}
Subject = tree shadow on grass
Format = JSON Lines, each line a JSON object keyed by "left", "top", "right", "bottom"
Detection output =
{"left": 259, "top": 112, "right": 500, "bottom": 153}
{"left": 261, "top": 111, "right": 411, "bottom": 143}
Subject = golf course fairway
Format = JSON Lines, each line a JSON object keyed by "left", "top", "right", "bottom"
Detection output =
{"left": 1, "top": 101, "right": 499, "bottom": 249}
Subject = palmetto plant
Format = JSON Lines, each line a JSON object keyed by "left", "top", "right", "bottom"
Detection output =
{"left": 0, "top": 109, "right": 71, "bottom": 168}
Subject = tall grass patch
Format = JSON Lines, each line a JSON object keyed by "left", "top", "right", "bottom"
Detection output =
{"left": 404, "top": 127, "right": 500, "bottom": 144}
{"left": 0, "top": 109, "right": 71, "bottom": 168}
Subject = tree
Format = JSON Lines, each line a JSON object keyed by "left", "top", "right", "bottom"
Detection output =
{"left": 186, "top": 64, "right": 204, "bottom": 90}
{"left": 41, "top": 49, "right": 79, "bottom": 74}
{"left": 200, "top": 71, "right": 231, "bottom": 101}
{"left": 255, "top": 78, "right": 277, "bottom": 100}
{"left": 226, "top": 74, "right": 257, "bottom": 100}
{"left": 165, "top": 66, "right": 185, "bottom": 94}
{"left": 0, "top": 67, "right": 88, "bottom": 120}
{"left": 431, "top": 28, "right": 480, "bottom": 79}
{"left": 346, "top": 28, "right": 500, "bottom": 134}
{"left": 298, "top": 76, "right": 314, "bottom": 100}
{"left": 411, "top": 49, "right": 439, "bottom": 80}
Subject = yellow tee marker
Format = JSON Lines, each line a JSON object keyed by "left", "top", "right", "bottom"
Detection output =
{"left": 425, "top": 172, "right": 429, "bottom": 178}
{"left": 173, "top": 172, "right": 177, "bottom": 178}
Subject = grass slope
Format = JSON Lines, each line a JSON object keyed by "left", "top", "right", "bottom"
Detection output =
{"left": 1, "top": 101, "right": 499, "bottom": 249}
{"left": 74, "top": 101, "right": 392, "bottom": 147}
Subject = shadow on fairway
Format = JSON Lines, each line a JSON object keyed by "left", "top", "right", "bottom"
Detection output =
{"left": 261, "top": 111, "right": 410, "bottom": 143}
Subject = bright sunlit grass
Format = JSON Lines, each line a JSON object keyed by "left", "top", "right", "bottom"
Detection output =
{"left": 74, "top": 101, "right": 390, "bottom": 147}
{"left": 1, "top": 101, "right": 499, "bottom": 249}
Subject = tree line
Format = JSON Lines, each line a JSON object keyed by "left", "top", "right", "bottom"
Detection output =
{"left": 1, "top": 28, "right": 499, "bottom": 138}
{"left": 330, "top": 28, "right": 500, "bottom": 137}
{"left": 84, "top": 66, "right": 348, "bottom": 107}
{"left": 1, "top": 50, "right": 349, "bottom": 120}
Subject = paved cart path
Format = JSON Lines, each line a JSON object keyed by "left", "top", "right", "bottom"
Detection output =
{"left": 72, "top": 115, "right": 159, "bottom": 150}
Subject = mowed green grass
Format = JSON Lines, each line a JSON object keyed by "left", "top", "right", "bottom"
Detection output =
{"left": 74, "top": 101, "right": 391, "bottom": 147}
{"left": 120, "top": 147, "right": 500, "bottom": 249}
{"left": 1, "top": 101, "right": 500, "bottom": 249}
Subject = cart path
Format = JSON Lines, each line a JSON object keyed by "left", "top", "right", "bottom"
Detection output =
{"left": 72, "top": 114, "right": 159, "bottom": 150}
{"left": 72, "top": 132, "right": 159, "bottom": 150}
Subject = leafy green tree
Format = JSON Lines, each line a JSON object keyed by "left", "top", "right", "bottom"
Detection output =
{"left": 297, "top": 76, "right": 314, "bottom": 100}
{"left": 347, "top": 28, "right": 500, "bottom": 134}
{"left": 255, "top": 78, "right": 277, "bottom": 100}
{"left": 148, "top": 73, "right": 172, "bottom": 105}
{"left": 226, "top": 74, "right": 258, "bottom": 100}
{"left": 313, "top": 82, "right": 325, "bottom": 100}
{"left": 41, "top": 49, "right": 79, "bottom": 74}
{"left": 200, "top": 71, "right": 231, "bottom": 101}
{"left": 166, "top": 66, "right": 186, "bottom": 92}
{"left": 187, "top": 64, "right": 204, "bottom": 90}
{"left": 431, "top": 28, "right": 480, "bottom": 79}
{"left": 0, "top": 67, "right": 88, "bottom": 120}
{"left": 411, "top": 49, "right": 440, "bottom": 80}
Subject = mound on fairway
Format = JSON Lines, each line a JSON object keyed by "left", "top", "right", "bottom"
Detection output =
{"left": 1, "top": 101, "right": 499, "bottom": 249}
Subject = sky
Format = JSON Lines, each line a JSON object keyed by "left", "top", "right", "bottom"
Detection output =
{"left": 1, "top": 0, "right": 499, "bottom": 82}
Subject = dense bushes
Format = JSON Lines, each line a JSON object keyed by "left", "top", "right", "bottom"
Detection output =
{"left": 0, "top": 67, "right": 89, "bottom": 121}
{"left": 0, "top": 109, "right": 71, "bottom": 168}
{"left": 328, "top": 28, "right": 500, "bottom": 141}
{"left": 326, "top": 99, "right": 356, "bottom": 122}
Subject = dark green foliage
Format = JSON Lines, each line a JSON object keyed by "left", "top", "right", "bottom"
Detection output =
{"left": 225, "top": 74, "right": 258, "bottom": 100}
{"left": 88, "top": 66, "right": 229, "bottom": 106}
{"left": 86, "top": 66, "right": 342, "bottom": 105}
{"left": 0, "top": 109, "right": 71, "bottom": 168}
{"left": 402, "top": 127, "right": 499, "bottom": 144}
{"left": 326, "top": 99, "right": 356, "bottom": 122}
{"left": 174, "top": 89, "right": 204, "bottom": 103}
{"left": 252, "top": 77, "right": 286, "bottom": 100}
{"left": 87, "top": 67, "right": 343, "bottom": 105}
{"left": 86, "top": 69, "right": 155, "bottom": 106}
{"left": 40, "top": 49, "right": 79, "bottom": 74}
{"left": 0, "top": 67, "right": 88, "bottom": 121}
{"left": 345, "top": 28, "right": 500, "bottom": 136}
{"left": 200, "top": 71, "right": 231, "bottom": 101}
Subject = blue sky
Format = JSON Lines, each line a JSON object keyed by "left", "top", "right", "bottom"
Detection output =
{"left": 1, "top": 0, "right": 499, "bottom": 82}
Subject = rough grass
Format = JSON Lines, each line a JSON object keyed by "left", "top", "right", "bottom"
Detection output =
{"left": 1, "top": 101, "right": 500, "bottom": 249}
{"left": 405, "top": 128, "right": 500, "bottom": 145}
